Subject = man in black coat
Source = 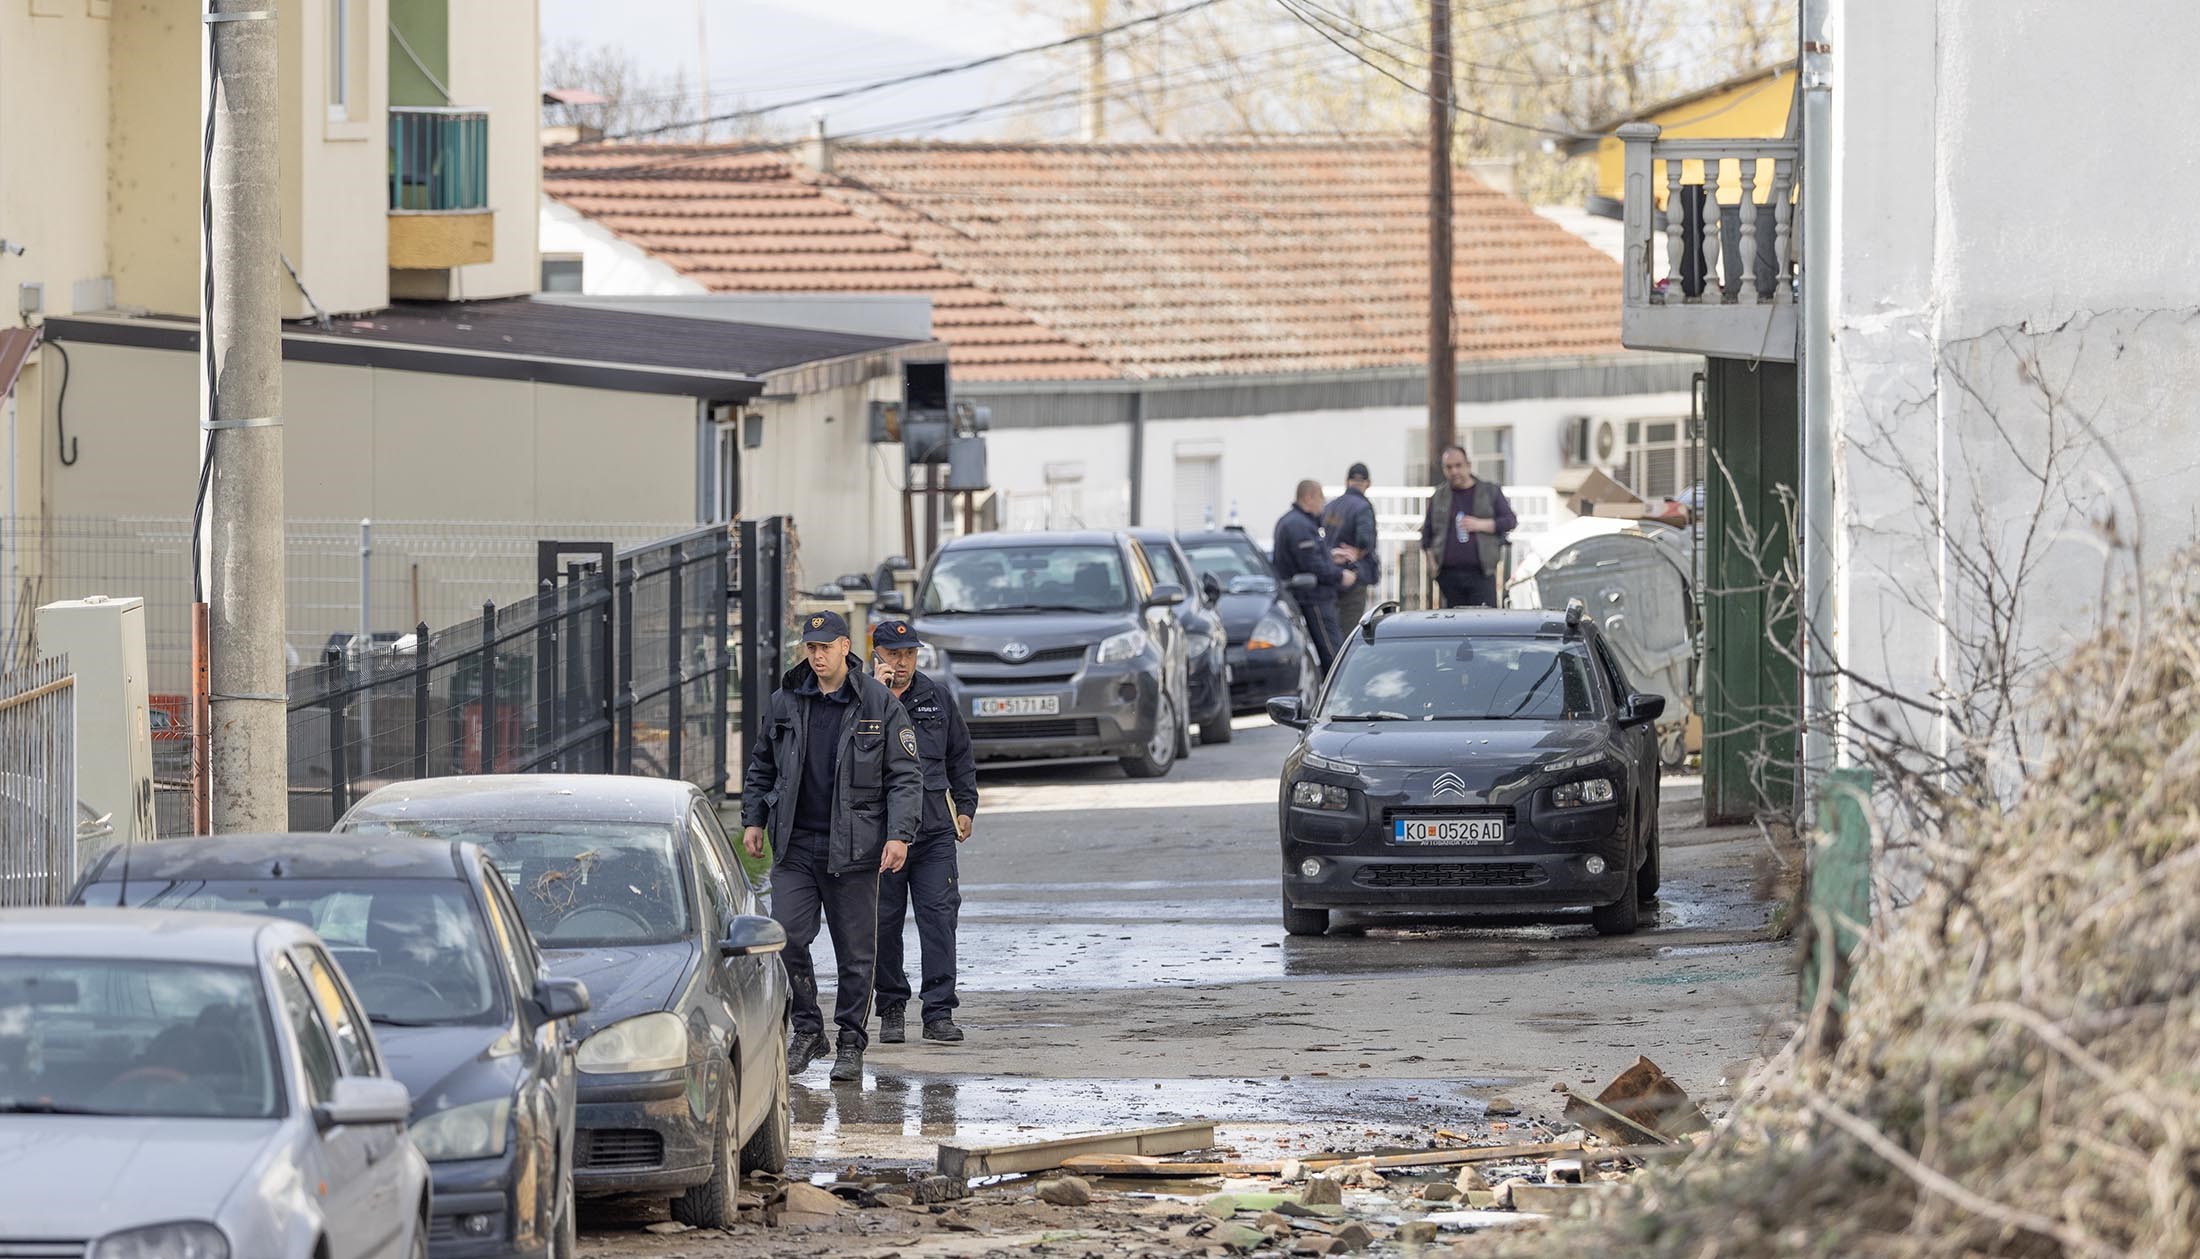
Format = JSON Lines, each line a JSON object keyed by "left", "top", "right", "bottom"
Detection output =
{"left": 1323, "top": 462, "right": 1381, "bottom": 632}
{"left": 742, "top": 610, "right": 923, "bottom": 1084}
{"left": 1273, "top": 478, "right": 1354, "bottom": 671}
{"left": 867, "top": 619, "right": 979, "bottom": 1045}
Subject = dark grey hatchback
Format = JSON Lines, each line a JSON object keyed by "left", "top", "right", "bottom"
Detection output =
{"left": 339, "top": 775, "right": 791, "bottom": 1230}
{"left": 1268, "top": 605, "right": 1666, "bottom": 938}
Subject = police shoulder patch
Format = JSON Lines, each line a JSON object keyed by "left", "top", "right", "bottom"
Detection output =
{"left": 899, "top": 727, "right": 919, "bottom": 757}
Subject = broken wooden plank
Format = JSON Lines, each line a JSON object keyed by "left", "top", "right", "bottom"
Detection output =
{"left": 936, "top": 1122, "right": 1219, "bottom": 1179}
{"left": 1061, "top": 1154, "right": 1283, "bottom": 1177}
{"left": 1556, "top": 1086, "right": 1677, "bottom": 1146}
{"left": 1561, "top": 1057, "right": 1710, "bottom": 1145}
{"left": 1300, "top": 1140, "right": 1586, "bottom": 1172}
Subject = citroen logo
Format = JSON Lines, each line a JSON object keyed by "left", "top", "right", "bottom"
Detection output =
{"left": 1431, "top": 771, "right": 1468, "bottom": 798}
{"left": 1000, "top": 641, "right": 1033, "bottom": 662}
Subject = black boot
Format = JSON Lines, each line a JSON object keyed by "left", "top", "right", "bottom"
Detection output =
{"left": 878, "top": 1007, "right": 906, "bottom": 1044}
{"left": 829, "top": 1032, "right": 865, "bottom": 1083}
{"left": 787, "top": 1030, "right": 828, "bottom": 1077}
{"left": 923, "top": 1018, "right": 965, "bottom": 1043}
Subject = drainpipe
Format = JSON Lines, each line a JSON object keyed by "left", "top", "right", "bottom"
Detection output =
{"left": 1799, "top": 0, "right": 1837, "bottom": 787}
{"left": 1126, "top": 389, "right": 1146, "bottom": 526}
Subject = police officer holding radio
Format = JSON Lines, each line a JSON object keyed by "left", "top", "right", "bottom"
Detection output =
{"left": 742, "top": 610, "right": 923, "bottom": 1085}
{"left": 867, "top": 619, "right": 978, "bottom": 1045}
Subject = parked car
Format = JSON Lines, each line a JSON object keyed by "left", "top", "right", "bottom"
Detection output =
{"left": 1267, "top": 604, "right": 1665, "bottom": 938}
{"left": 0, "top": 906, "right": 431, "bottom": 1259}
{"left": 75, "top": 835, "right": 589, "bottom": 1259}
{"left": 879, "top": 530, "right": 1192, "bottom": 777}
{"left": 1175, "top": 526, "right": 1321, "bottom": 714}
{"left": 1129, "top": 526, "right": 1233, "bottom": 745}
{"left": 335, "top": 775, "right": 791, "bottom": 1229}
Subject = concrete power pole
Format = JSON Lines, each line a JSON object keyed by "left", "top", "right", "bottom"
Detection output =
{"left": 1085, "top": 0, "right": 1108, "bottom": 141}
{"left": 1426, "top": 0, "right": 1456, "bottom": 481}
{"left": 201, "top": 0, "right": 288, "bottom": 833}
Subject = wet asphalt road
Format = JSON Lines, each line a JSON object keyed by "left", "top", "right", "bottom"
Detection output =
{"left": 585, "top": 716, "right": 1794, "bottom": 1239}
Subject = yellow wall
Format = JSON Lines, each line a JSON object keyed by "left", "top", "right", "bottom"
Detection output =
{"left": 1, "top": 1, "right": 114, "bottom": 321}
{"left": 442, "top": 0, "right": 540, "bottom": 299}
{"left": 1591, "top": 68, "right": 1795, "bottom": 209}
{"left": 107, "top": 0, "right": 197, "bottom": 316}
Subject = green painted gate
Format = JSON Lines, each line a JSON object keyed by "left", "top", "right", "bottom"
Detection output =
{"left": 1702, "top": 357, "right": 1800, "bottom": 822}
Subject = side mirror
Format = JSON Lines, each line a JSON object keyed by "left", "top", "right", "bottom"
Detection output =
{"left": 1622, "top": 692, "right": 1668, "bottom": 726}
{"left": 875, "top": 590, "right": 908, "bottom": 613}
{"left": 1286, "top": 573, "right": 1316, "bottom": 592}
{"left": 1200, "top": 573, "right": 1223, "bottom": 604}
{"left": 720, "top": 914, "right": 787, "bottom": 958}
{"left": 532, "top": 976, "right": 592, "bottom": 1023}
{"left": 1146, "top": 583, "right": 1186, "bottom": 608}
{"left": 1265, "top": 696, "right": 1308, "bottom": 729}
{"left": 314, "top": 1075, "right": 413, "bottom": 1133}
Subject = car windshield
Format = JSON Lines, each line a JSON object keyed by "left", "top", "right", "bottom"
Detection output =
{"left": 87, "top": 879, "right": 503, "bottom": 1026}
{"left": 1323, "top": 636, "right": 1601, "bottom": 721}
{"left": 922, "top": 544, "right": 1130, "bottom": 614}
{"left": 349, "top": 821, "right": 692, "bottom": 948}
{"left": 1181, "top": 539, "right": 1270, "bottom": 585}
{"left": 0, "top": 959, "right": 280, "bottom": 1120}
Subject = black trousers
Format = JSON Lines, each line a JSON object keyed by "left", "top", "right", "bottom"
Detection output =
{"left": 1436, "top": 567, "right": 1497, "bottom": 609}
{"left": 773, "top": 834, "right": 881, "bottom": 1049}
{"left": 1334, "top": 582, "right": 1370, "bottom": 636}
{"left": 874, "top": 831, "right": 961, "bottom": 1023}
{"left": 1295, "top": 595, "right": 1342, "bottom": 672}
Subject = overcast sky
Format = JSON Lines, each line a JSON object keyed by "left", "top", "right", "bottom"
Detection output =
{"left": 540, "top": 0, "right": 1074, "bottom": 139}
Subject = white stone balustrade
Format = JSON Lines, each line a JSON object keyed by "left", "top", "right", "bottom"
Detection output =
{"left": 1617, "top": 122, "right": 1801, "bottom": 362}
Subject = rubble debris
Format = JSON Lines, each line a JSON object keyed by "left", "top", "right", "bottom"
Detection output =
{"left": 1547, "top": 1158, "right": 1585, "bottom": 1184}
{"left": 1491, "top": 1176, "right": 1533, "bottom": 1211}
{"left": 908, "top": 1174, "right": 972, "bottom": 1204}
{"left": 1064, "top": 1154, "right": 1281, "bottom": 1176}
{"left": 938, "top": 1121, "right": 1218, "bottom": 1179}
{"left": 642, "top": 1221, "right": 693, "bottom": 1235}
{"left": 1334, "top": 1221, "right": 1377, "bottom": 1252}
{"left": 1302, "top": 1139, "right": 1585, "bottom": 1172}
{"left": 1559, "top": 1057, "right": 1710, "bottom": 1146}
{"left": 1274, "top": 1198, "right": 1345, "bottom": 1220}
{"left": 1300, "top": 1175, "right": 1344, "bottom": 1206}
{"left": 1036, "top": 1175, "right": 1094, "bottom": 1207}
{"left": 1204, "top": 1194, "right": 1246, "bottom": 1220}
{"left": 1453, "top": 1165, "right": 1489, "bottom": 1193}
{"left": 1423, "top": 1182, "right": 1461, "bottom": 1203}
{"left": 1398, "top": 1220, "right": 1441, "bottom": 1245}
{"left": 780, "top": 1183, "right": 847, "bottom": 1216}
{"left": 1257, "top": 1210, "right": 1294, "bottom": 1235}
{"left": 1483, "top": 1096, "right": 1521, "bottom": 1116}
{"left": 1215, "top": 1223, "right": 1270, "bottom": 1252}
{"left": 1509, "top": 1182, "right": 1611, "bottom": 1215}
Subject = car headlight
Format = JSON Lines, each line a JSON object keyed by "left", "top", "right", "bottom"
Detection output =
{"left": 915, "top": 642, "right": 939, "bottom": 670}
{"left": 1291, "top": 780, "right": 1352, "bottom": 811}
{"left": 1302, "top": 752, "right": 1356, "bottom": 775}
{"left": 1095, "top": 628, "right": 1150, "bottom": 664}
{"left": 93, "top": 1221, "right": 230, "bottom": 1259}
{"left": 1247, "top": 611, "right": 1291, "bottom": 651}
{"left": 576, "top": 1011, "right": 689, "bottom": 1075}
{"left": 408, "top": 1095, "right": 513, "bottom": 1161}
{"left": 1552, "top": 777, "right": 1616, "bottom": 808}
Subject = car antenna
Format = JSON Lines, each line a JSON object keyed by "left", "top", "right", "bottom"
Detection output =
{"left": 1564, "top": 598, "right": 1586, "bottom": 635}
{"left": 1362, "top": 600, "right": 1400, "bottom": 641}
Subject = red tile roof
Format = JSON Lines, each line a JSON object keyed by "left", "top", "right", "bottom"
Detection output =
{"left": 544, "top": 138, "right": 1621, "bottom": 384}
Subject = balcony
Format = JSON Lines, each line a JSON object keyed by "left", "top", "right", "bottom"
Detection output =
{"left": 1617, "top": 122, "right": 1798, "bottom": 363}
{"left": 387, "top": 107, "right": 493, "bottom": 270}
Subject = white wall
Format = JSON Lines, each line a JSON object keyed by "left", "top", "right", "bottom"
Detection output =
{"left": 539, "top": 197, "right": 708, "bottom": 296}
{"left": 1829, "top": 0, "right": 2200, "bottom": 765}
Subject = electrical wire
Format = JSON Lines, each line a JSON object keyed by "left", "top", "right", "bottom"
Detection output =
{"left": 48, "top": 340, "right": 75, "bottom": 467}
{"left": 194, "top": 7, "right": 221, "bottom": 606}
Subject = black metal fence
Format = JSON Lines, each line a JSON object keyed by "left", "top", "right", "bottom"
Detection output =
{"left": 281, "top": 522, "right": 774, "bottom": 832}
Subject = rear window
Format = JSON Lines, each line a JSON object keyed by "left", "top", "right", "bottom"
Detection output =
{"left": 1323, "top": 636, "right": 1601, "bottom": 722}
{"left": 1181, "top": 539, "right": 1270, "bottom": 585}
{"left": 922, "top": 544, "right": 1130, "bottom": 614}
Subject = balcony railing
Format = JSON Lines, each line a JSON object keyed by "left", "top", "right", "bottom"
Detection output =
{"left": 389, "top": 107, "right": 489, "bottom": 212}
{"left": 1618, "top": 122, "right": 1799, "bottom": 362}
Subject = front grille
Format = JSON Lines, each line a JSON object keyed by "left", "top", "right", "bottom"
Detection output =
{"left": 0, "top": 1244, "right": 89, "bottom": 1258}
{"left": 1358, "top": 862, "right": 1544, "bottom": 889}
{"left": 949, "top": 645, "right": 1087, "bottom": 667}
{"left": 578, "top": 1127, "right": 664, "bottom": 1170}
{"left": 949, "top": 646, "right": 1087, "bottom": 684}
{"left": 972, "top": 717, "right": 1100, "bottom": 741}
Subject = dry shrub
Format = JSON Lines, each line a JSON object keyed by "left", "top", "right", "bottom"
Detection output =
{"left": 1489, "top": 592, "right": 2200, "bottom": 1258}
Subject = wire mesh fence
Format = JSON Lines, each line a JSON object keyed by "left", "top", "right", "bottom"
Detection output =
{"left": 0, "top": 656, "right": 81, "bottom": 907}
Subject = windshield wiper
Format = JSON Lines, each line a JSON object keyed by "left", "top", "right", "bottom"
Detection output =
{"left": 368, "top": 1014, "right": 444, "bottom": 1028}
{"left": 1329, "top": 712, "right": 1411, "bottom": 722}
{"left": 0, "top": 1099, "right": 114, "bottom": 1116}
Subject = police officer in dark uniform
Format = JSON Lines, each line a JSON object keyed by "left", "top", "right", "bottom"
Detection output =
{"left": 866, "top": 619, "right": 978, "bottom": 1045}
{"left": 1323, "top": 462, "right": 1380, "bottom": 632}
{"left": 741, "top": 610, "right": 923, "bottom": 1085}
{"left": 1273, "top": 478, "right": 1354, "bottom": 671}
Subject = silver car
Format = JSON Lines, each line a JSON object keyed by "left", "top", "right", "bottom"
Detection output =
{"left": 0, "top": 908, "right": 431, "bottom": 1258}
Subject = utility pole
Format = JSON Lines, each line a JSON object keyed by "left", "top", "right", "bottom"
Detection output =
{"left": 201, "top": 0, "right": 287, "bottom": 833}
{"left": 1798, "top": 0, "right": 1836, "bottom": 786}
{"left": 1085, "top": 0, "right": 1108, "bottom": 141}
{"left": 1426, "top": 0, "right": 1456, "bottom": 482}
{"left": 695, "top": 0, "right": 712, "bottom": 141}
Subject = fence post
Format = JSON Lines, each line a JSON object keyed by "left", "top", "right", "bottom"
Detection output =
{"left": 616, "top": 558, "right": 636, "bottom": 774}
{"left": 738, "top": 520, "right": 759, "bottom": 776}
{"left": 411, "top": 621, "right": 430, "bottom": 779}
{"left": 535, "top": 578, "right": 558, "bottom": 773}
{"left": 712, "top": 529, "right": 730, "bottom": 797}
{"left": 479, "top": 600, "right": 498, "bottom": 775}
{"left": 667, "top": 541, "right": 685, "bottom": 783}
{"left": 325, "top": 646, "right": 350, "bottom": 821}
{"left": 358, "top": 518, "right": 373, "bottom": 770}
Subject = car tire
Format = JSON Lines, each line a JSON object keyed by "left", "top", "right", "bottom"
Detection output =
{"left": 670, "top": 1079, "right": 741, "bottom": 1229}
{"left": 740, "top": 1047, "right": 792, "bottom": 1174}
{"left": 1199, "top": 707, "right": 1234, "bottom": 745}
{"left": 1120, "top": 694, "right": 1179, "bottom": 779}
{"left": 1592, "top": 846, "right": 1643, "bottom": 937}
{"left": 1282, "top": 893, "right": 1329, "bottom": 937}
{"left": 1174, "top": 685, "right": 1194, "bottom": 759}
{"left": 1637, "top": 815, "right": 1662, "bottom": 903}
{"left": 551, "top": 1169, "right": 577, "bottom": 1259}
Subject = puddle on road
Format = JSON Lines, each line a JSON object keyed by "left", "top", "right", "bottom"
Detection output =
{"left": 786, "top": 1071, "right": 1528, "bottom": 1165}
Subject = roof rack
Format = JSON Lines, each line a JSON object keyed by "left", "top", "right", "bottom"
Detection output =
{"left": 1361, "top": 600, "right": 1401, "bottom": 641}
{"left": 1563, "top": 597, "right": 1586, "bottom": 635}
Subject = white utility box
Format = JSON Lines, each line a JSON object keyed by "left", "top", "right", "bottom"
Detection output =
{"left": 36, "top": 595, "right": 157, "bottom": 845}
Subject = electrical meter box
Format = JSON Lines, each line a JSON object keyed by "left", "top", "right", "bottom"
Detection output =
{"left": 36, "top": 595, "right": 157, "bottom": 845}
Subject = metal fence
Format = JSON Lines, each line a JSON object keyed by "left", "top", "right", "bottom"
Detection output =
{"left": 0, "top": 656, "right": 79, "bottom": 907}
{"left": 277, "top": 524, "right": 754, "bottom": 833}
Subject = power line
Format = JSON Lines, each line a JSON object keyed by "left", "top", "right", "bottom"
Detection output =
{"left": 590, "top": 0, "right": 1232, "bottom": 143}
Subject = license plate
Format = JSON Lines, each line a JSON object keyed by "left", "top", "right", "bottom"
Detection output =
{"left": 1393, "top": 817, "right": 1505, "bottom": 844}
{"left": 973, "top": 695, "right": 1059, "bottom": 718}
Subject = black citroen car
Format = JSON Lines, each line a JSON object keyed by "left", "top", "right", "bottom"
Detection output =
{"left": 1267, "top": 604, "right": 1666, "bottom": 937}
{"left": 1175, "top": 527, "right": 1320, "bottom": 714}
{"left": 338, "top": 775, "right": 791, "bottom": 1231}
{"left": 74, "top": 833, "right": 590, "bottom": 1259}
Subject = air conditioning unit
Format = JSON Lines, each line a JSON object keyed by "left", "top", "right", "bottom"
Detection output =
{"left": 1593, "top": 419, "right": 1621, "bottom": 467}
{"left": 1559, "top": 416, "right": 1592, "bottom": 466}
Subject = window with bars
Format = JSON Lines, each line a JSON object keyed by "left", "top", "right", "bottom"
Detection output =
{"left": 1622, "top": 419, "right": 1700, "bottom": 501}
